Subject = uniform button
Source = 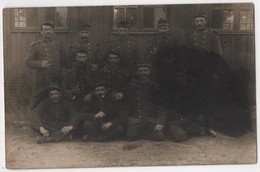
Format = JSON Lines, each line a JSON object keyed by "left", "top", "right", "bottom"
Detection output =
{"left": 202, "top": 41, "right": 205, "bottom": 43}
{"left": 108, "top": 76, "right": 111, "bottom": 78}
{"left": 202, "top": 47, "right": 206, "bottom": 49}
{"left": 138, "top": 115, "right": 141, "bottom": 118}
{"left": 194, "top": 43, "right": 197, "bottom": 46}
{"left": 138, "top": 109, "right": 141, "bottom": 112}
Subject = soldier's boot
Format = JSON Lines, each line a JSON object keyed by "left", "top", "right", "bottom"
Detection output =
{"left": 37, "top": 137, "right": 55, "bottom": 144}
{"left": 82, "top": 134, "right": 95, "bottom": 141}
{"left": 208, "top": 128, "right": 218, "bottom": 137}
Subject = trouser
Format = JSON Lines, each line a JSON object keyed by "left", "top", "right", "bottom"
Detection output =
{"left": 30, "top": 125, "right": 74, "bottom": 144}
{"left": 83, "top": 120, "right": 124, "bottom": 141}
{"left": 126, "top": 117, "right": 165, "bottom": 141}
{"left": 165, "top": 119, "right": 203, "bottom": 142}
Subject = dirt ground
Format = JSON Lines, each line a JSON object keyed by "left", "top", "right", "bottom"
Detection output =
{"left": 5, "top": 113, "right": 257, "bottom": 170}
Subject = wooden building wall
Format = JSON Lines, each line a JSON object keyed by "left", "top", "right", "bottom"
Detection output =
{"left": 3, "top": 4, "right": 255, "bottom": 102}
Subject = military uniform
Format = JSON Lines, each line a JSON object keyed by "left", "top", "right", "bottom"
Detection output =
{"left": 64, "top": 62, "right": 96, "bottom": 111}
{"left": 186, "top": 29, "right": 222, "bottom": 56}
{"left": 146, "top": 33, "right": 176, "bottom": 63}
{"left": 124, "top": 79, "right": 167, "bottom": 141}
{"left": 107, "top": 35, "right": 138, "bottom": 75}
{"left": 25, "top": 39, "right": 67, "bottom": 109}
{"left": 79, "top": 95, "right": 125, "bottom": 141}
{"left": 67, "top": 40, "right": 102, "bottom": 67}
{"left": 98, "top": 65, "right": 129, "bottom": 93}
{"left": 34, "top": 96, "right": 79, "bottom": 143}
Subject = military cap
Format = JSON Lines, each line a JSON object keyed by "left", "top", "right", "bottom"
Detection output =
{"left": 157, "top": 18, "right": 169, "bottom": 26}
{"left": 136, "top": 60, "right": 151, "bottom": 68}
{"left": 74, "top": 48, "right": 88, "bottom": 55}
{"left": 94, "top": 81, "right": 107, "bottom": 89}
{"left": 79, "top": 24, "right": 91, "bottom": 31}
{"left": 117, "top": 21, "right": 129, "bottom": 28}
{"left": 194, "top": 11, "right": 208, "bottom": 19}
{"left": 107, "top": 49, "right": 120, "bottom": 57}
{"left": 48, "top": 83, "right": 61, "bottom": 92}
{"left": 41, "top": 22, "right": 54, "bottom": 30}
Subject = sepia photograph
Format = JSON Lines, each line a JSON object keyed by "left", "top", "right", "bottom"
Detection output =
{"left": 2, "top": 1, "right": 257, "bottom": 170}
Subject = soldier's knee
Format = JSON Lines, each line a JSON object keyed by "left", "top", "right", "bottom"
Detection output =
{"left": 83, "top": 120, "right": 94, "bottom": 129}
{"left": 149, "top": 130, "right": 166, "bottom": 141}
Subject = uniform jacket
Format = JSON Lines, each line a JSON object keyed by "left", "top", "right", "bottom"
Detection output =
{"left": 186, "top": 28, "right": 222, "bottom": 55}
{"left": 25, "top": 39, "right": 67, "bottom": 96}
{"left": 79, "top": 96, "right": 126, "bottom": 126}
{"left": 107, "top": 35, "right": 138, "bottom": 74}
{"left": 67, "top": 39, "right": 102, "bottom": 67}
{"left": 146, "top": 33, "right": 176, "bottom": 62}
{"left": 124, "top": 79, "right": 167, "bottom": 125}
{"left": 98, "top": 65, "right": 129, "bottom": 92}
{"left": 64, "top": 62, "right": 96, "bottom": 97}
{"left": 36, "top": 97, "right": 78, "bottom": 131}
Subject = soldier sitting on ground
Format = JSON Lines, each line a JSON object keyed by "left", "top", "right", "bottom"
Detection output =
{"left": 124, "top": 62, "right": 167, "bottom": 141}
{"left": 79, "top": 82, "right": 126, "bottom": 142}
{"left": 33, "top": 83, "right": 79, "bottom": 144}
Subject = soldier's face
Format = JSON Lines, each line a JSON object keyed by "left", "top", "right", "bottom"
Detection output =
{"left": 79, "top": 29, "right": 90, "bottom": 40}
{"left": 49, "top": 90, "right": 61, "bottom": 103}
{"left": 94, "top": 86, "right": 107, "bottom": 98}
{"left": 75, "top": 52, "right": 88, "bottom": 63}
{"left": 41, "top": 25, "right": 54, "bottom": 39}
{"left": 158, "top": 25, "right": 170, "bottom": 33}
{"left": 107, "top": 54, "right": 120, "bottom": 66}
{"left": 136, "top": 67, "right": 151, "bottom": 80}
{"left": 118, "top": 27, "right": 129, "bottom": 35}
{"left": 194, "top": 17, "right": 207, "bottom": 30}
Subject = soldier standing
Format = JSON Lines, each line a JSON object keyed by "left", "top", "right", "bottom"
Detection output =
{"left": 146, "top": 18, "right": 176, "bottom": 63}
{"left": 107, "top": 21, "right": 138, "bottom": 77}
{"left": 124, "top": 62, "right": 167, "bottom": 141}
{"left": 67, "top": 24, "right": 102, "bottom": 69}
{"left": 25, "top": 22, "right": 67, "bottom": 109}
{"left": 186, "top": 12, "right": 222, "bottom": 56}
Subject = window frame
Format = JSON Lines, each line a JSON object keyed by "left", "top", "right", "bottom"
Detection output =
{"left": 112, "top": 5, "right": 168, "bottom": 34}
{"left": 11, "top": 7, "right": 71, "bottom": 33}
{"left": 210, "top": 4, "right": 254, "bottom": 34}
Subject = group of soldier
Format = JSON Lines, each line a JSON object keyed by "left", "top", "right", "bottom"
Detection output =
{"left": 26, "top": 12, "right": 224, "bottom": 144}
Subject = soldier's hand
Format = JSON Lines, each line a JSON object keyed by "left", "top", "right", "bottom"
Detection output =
{"left": 154, "top": 124, "right": 164, "bottom": 131}
{"left": 73, "top": 85, "right": 81, "bottom": 95}
{"left": 94, "top": 111, "right": 105, "bottom": 119}
{"left": 39, "top": 127, "right": 49, "bottom": 137}
{"left": 83, "top": 92, "right": 93, "bottom": 102}
{"left": 41, "top": 58, "right": 52, "bottom": 68}
{"left": 90, "top": 64, "right": 98, "bottom": 71}
{"left": 61, "top": 126, "right": 73, "bottom": 135}
{"left": 101, "top": 122, "right": 112, "bottom": 130}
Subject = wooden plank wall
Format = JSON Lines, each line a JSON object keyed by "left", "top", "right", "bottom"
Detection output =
{"left": 3, "top": 5, "right": 255, "bottom": 102}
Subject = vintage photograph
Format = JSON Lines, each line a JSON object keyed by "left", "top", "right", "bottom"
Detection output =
{"left": 3, "top": 3, "right": 256, "bottom": 169}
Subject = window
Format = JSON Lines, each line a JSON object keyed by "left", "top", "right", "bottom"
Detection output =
{"left": 113, "top": 5, "right": 168, "bottom": 32}
{"left": 240, "top": 10, "right": 253, "bottom": 30}
{"left": 210, "top": 4, "right": 254, "bottom": 32}
{"left": 13, "top": 8, "right": 40, "bottom": 29}
{"left": 211, "top": 9, "right": 234, "bottom": 30}
{"left": 12, "top": 7, "right": 69, "bottom": 31}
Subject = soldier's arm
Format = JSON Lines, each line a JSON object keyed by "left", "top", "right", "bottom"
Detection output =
{"left": 78, "top": 102, "right": 96, "bottom": 121}
{"left": 59, "top": 41, "right": 68, "bottom": 68}
{"left": 211, "top": 32, "right": 223, "bottom": 56}
{"left": 25, "top": 42, "right": 44, "bottom": 69}
{"left": 66, "top": 101, "right": 79, "bottom": 128}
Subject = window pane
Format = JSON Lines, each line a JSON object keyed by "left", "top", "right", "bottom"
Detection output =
{"left": 26, "top": 9, "right": 39, "bottom": 27}
{"left": 126, "top": 8, "right": 137, "bottom": 29}
{"left": 55, "top": 7, "right": 68, "bottom": 28}
{"left": 113, "top": 7, "right": 126, "bottom": 29}
{"left": 211, "top": 9, "right": 223, "bottom": 29}
{"left": 143, "top": 7, "right": 154, "bottom": 28}
{"left": 223, "top": 10, "right": 234, "bottom": 30}
{"left": 240, "top": 10, "right": 254, "bottom": 30}
{"left": 154, "top": 7, "right": 167, "bottom": 28}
